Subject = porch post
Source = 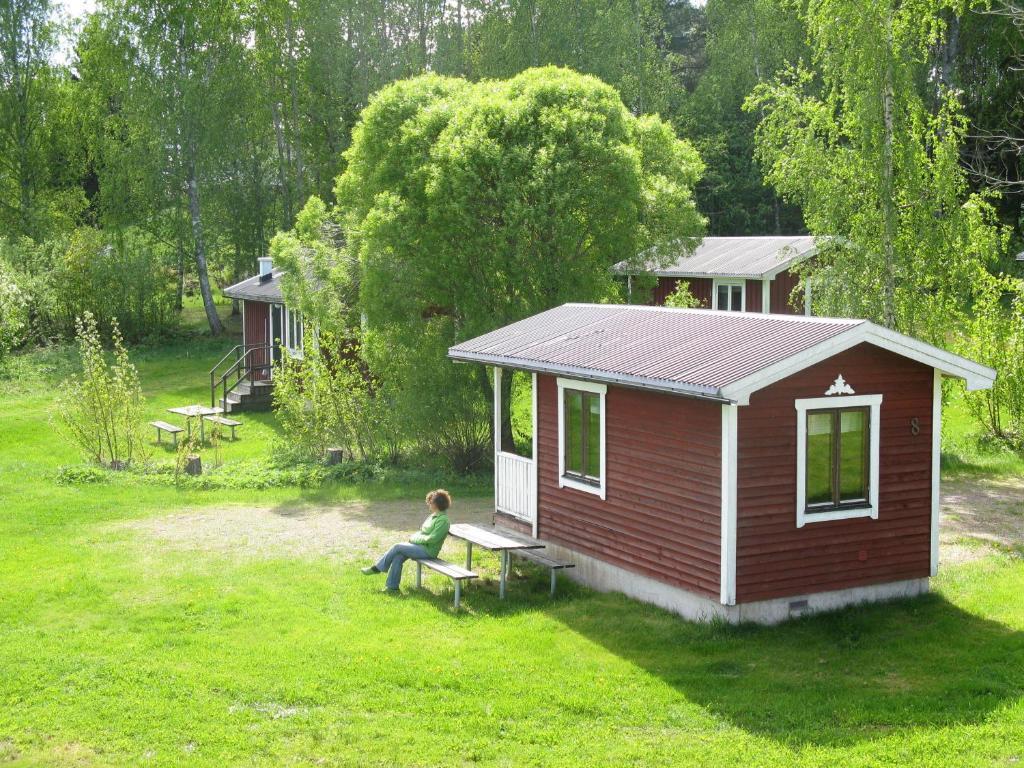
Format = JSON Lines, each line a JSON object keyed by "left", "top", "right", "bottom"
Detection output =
{"left": 493, "top": 366, "right": 502, "bottom": 514}
{"left": 531, "top": 371, "right": 539, "bottom": 538}
{"left": 761, "top": 278, "right": 771, "bottom": 314}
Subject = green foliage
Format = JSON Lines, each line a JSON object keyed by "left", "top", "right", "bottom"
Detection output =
{"left": 54, "top": 312, "right": 148, "bottom": 468}
{"left": 272, "top": 332, "right": 401, "bottom": 464}
{"left": 662, "top": 280, "right": 701, "bottom": 309}
{"left": 0, "top": 257, "right": 28, "bottom": 361}
{"left": 54, "top": 463, "right": 109, "bottom": 485}
{"left": 956, "top": 271, "right": 1024, "bottom": 447}
{"left": 747, "top": 1, "right": 1005, "bottom": 343}
{"left": 337, "top": 67, "right": 704, "bottom": 467}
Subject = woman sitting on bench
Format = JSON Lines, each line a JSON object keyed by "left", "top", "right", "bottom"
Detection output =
{"left": 362, "top": 489, "right": 452, "bottom": 592}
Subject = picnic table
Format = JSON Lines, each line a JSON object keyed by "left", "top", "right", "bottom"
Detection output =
{"left": 449, "top": 523, "right": 544, "bottom": 599}
{"left": 166, "top": 404, "right": 224, "bottom": 443}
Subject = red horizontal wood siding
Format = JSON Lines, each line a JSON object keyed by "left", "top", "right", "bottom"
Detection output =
{"left": 745, "top": 279, "right": 762, "bottom": 313}
{"left": 735, "top": 343, "right": 935, "bottom": 602}
{"left": 536, "top": 374, "right": 722, "bottom": 597}
{"left": 243, "top": 300, "right": 271, "bottom": 381}
{"left": 770, "top": 268, "right": 803, "bottom": 315}
{"left": 652, "top": 277, "right": 713, "bottom": 307}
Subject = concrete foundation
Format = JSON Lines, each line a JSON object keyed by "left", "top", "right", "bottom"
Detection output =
{"left": 539, "top": 539, "right": 929, "bottom": 625}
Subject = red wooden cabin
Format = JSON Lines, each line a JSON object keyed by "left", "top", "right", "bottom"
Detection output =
{"left": 616, "top": 236, "right": 817, "bottom": 314}
{"left": 218, "top": 257, "right": 304, "bottom": 412}
{"left": 449, "top": 304, "right": 994, "bottom": 624}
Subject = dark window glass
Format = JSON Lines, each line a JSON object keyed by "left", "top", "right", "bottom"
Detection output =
{"left": 716, "top": 283, "right": 744, "bottom": 311}
{"left": 805, "top": 407, "right": 870, "bottom": 512}
{"left": 563, "top": 388, "right": 601, "bottom": 485}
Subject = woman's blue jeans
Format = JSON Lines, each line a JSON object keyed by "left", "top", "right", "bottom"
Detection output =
{"left": 376, "top": 543, "right": 431, "bottom": 590}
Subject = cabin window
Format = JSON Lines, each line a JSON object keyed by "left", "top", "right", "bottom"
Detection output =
{"left": 282, "top": 308, "right": 304, "bottom": 358}
{"left": 556, "top": 377, "right": 607, "bottom": 499}
{"left": 713, "top": 279, "right": 745, "bottom": 312}
{"left": 795, "top": 394, "right": 882, "bottom": 527}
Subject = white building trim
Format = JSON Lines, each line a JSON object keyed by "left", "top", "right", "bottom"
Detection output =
{"left": 931, "top": 369, "right": 942, "bottom": 576}
{"left": 720, "top": 403, "right": 738, "bottom": 605}
{"left": 531, "top": 371, "right": 539, "bottom": 539}
{"left": 556, "top": 377, "right": 607, "bottom": 500}
{"left": 795, "top": 393, "right": 882, "bottom": 528}
{"left": 761, "top": 278, "right": 771, "bottom": 313}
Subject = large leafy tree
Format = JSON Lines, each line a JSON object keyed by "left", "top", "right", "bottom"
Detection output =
{"left": 336, "top": 67, "right": 704, "bottom": 463}
{"left": 747, "top": 0, "right": 1004, "bottom": 341}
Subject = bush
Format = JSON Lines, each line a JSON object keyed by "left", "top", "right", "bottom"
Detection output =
{"left": 0, "top": 259, "right": 28, "bottom": 362}
{"left": 956, "top": 270, "right": 1024, "bottom": 448}
{"left": 663, "top": 280, "right": 701, "bottom": 309}
{"left": 54, "top": 312, "right": 149, "bottom": 468}
{"left": 55, "top": 464, "right": 110, "bottom": 485}
{"left": 273, "top": 332, "right": 402, "bottom": 464}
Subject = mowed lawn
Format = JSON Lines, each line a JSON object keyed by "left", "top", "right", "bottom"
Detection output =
{"left": 1, "top": 339, "right": 1023, "bottom": 766}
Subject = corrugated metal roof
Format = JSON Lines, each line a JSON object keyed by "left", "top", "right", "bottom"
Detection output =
{"left": 449, "top": 304, "right": 860, "bottom": 400}
{"left": 222, "top": 270, "right": 285, "bottom": 303}
{"left": 615, "top": 236, "right": 818, "bottom": 279}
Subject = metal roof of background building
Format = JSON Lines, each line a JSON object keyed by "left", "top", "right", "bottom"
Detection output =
{"left": 615, "top": 235, "right": 818, "bottom": 279}
{"left": 222, "top": 270, "right": 285, "bottom": 303}
{"left": 448, "top": 304, "right": 995, "bottom": 403}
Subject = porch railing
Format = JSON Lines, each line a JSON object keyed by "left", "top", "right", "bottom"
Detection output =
{"left": 496, "top": 451, "right": 535, "bottom": 522}
{"left": 209, "top": 343, "right": 272, "bottom": 408}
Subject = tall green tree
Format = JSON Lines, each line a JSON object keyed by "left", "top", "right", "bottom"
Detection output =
{"left": 337, "top": 68, "right": 704, "bottom": 463}
{"left": 747, "top": 0, "right": 1004, "bottom": 341}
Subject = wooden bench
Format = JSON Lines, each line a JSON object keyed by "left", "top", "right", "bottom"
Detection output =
{"left": 203, "top": 415, "right": 242, "bottom": 441}
{"left": 150, "top": 420, "right": 184, "bottom": 446}
{"left": 512, "top": 549, "right": 576, "bottom": 596}
{"left": 415, "top": 558, "right": 478, "bottom": 609}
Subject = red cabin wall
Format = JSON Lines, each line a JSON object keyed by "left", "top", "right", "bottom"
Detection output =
{"left": 242, "top": 300, "right": 271, "bottom": 381}
{"left": 770, "top": 268, "right": 804, "bottom": 315}
{"left": 745, "top": 279, "right": 762, "bottom": 312}
{"left": 735, "top": 343, "right": 935, "bottom": 602}
{"left": 536, "top": 374, "right": 722, "bottom": 598}
{"left": 651, "top": 277, "right": 713, "bottom": 307}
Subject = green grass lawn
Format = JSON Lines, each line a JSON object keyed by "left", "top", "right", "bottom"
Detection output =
{"left": 1, "top": 335, "right": 1023, "bottom": 766}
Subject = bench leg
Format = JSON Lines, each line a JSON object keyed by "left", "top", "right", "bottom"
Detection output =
{"left": 454, "top": 579, "right": 461, "bottom": 610}
{"left": 416, "top": 561, "right": 422, "bottom": 589}
{"left": 172, "top": 431, "right": 177, "bottom": 447}
{"left": 156, "top": 428, "right": 162, "bottom": 444}
{"left": 499, "top": 550, "right": 508, "bottom": 600}
{"left": 465, "top": 541, "right": 473, "bottom": 571}
{"left": 231, "top": 426, "right": 236, "bottom": 441}
{"left": 550, "top": 569, "right": 557, "bottom": 598}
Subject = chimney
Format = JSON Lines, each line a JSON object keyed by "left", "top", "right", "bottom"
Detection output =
{"left": 258, "top": 257, "right": 273, "bottom": 282}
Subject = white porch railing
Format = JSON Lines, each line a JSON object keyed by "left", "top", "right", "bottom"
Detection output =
{"left": 496, "top": 451, "right": 536, "bottom": 523}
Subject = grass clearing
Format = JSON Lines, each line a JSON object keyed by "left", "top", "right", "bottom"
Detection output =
{"left": 1, "top": 336, "right": 1023, "bottom": 766}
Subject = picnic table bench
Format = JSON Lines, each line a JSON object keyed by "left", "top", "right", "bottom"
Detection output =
{"left": 511, "top": 548, "right": 576, "bottom": 597}
{"left": 150, "top": 420, "right": 184, "bottom": 446}
{"left": 203, "top": 414, "right": 242, "bottom": 441}
{"left": 415, "top": 557, "right": 478, "bottom": 609}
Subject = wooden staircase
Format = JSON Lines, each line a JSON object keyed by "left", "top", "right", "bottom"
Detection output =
{"left": 210, "top": 344, "right": 274, "bottom": 414}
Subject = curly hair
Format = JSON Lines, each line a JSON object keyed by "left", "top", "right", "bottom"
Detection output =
{"left": 426, "top": 488, "right": 452, "bottom": 512}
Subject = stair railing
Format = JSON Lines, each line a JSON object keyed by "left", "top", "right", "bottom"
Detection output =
{"left": 210, "top": 344, "right": 272, "bottom": 408}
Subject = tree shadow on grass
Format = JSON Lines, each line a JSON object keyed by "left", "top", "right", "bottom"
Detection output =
{"left": 550, "top": 590, "right": 1024, "bottom": 748}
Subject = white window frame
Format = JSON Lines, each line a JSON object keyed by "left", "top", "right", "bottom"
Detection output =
{"left": 712, "top": 278, "right": 746, "bottom": 312}
{"left": 282, "top": 306, "right": 304, "bottom": 359}
{"left": 795, "top": 394, "right": 882, "bottom": 528}
{"left": 556, "top": 377, "right": 607, "bottom": 500}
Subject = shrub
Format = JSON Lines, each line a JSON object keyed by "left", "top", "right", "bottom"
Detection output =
{"left": 956, "top": 270, "right": 1024, "bottom": 448}
{"left": 55, "top": 464, "right": 109, "bottom": 485}
{"left": 0, "top": 259, "right": 28, "bottom": 362}
{"left": 54, "top": 312, "right": 148, "bottom": 468}
{"left": 663, "top": 280, "right": 701, "bottom": 309}
{"left": 273, "top": 332, "right": 402, "bottom": 464}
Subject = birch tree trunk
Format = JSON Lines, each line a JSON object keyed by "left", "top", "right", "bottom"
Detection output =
{"left": 186, "top": 140, "right": 224, "bottom": 335}
{"left": 880, "top": 13, "right": 898, "bottom": 329}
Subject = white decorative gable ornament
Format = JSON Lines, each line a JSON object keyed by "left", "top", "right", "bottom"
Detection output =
{"left": 825, "top": 374, "right": 855, "bottom": 396}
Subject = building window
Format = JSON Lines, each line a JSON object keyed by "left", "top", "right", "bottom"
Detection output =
{"left": 713, "top": 279, "right": 745, "bottom": 312}
{"left": 282, "top": 308, "right": 304, "bottom": 358}
{"left": 556, "top": 377, "right": 606, "bottom": 499}
{"left": 795, "top": 394, "right": 881, "bottom": 527}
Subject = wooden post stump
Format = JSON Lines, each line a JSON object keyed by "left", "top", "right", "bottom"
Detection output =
{"left": 185, "top": 455, "right": 202, "bottom": 476}
{"left": 326, "top": 447, "right": 344, "bottom": 466}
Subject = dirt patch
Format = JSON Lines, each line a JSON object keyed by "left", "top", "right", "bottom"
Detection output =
{"left": 118, "top": 497, "right": 494, "bottom": 562}
{"left": 940, "top": 476, "right": 1024, "bottom": 563}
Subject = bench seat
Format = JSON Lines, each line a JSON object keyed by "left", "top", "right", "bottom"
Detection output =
{"left": 203, "top": 415, "right": 242, "bottom": 440}
{"left": 415, "top": 557, "right": 478, "bottom": 609}
{"left": 150, "top": 420, "right": 184, "bottom": 446}
{"left": 512, "top": 549, "right": 575, "bottom": 596}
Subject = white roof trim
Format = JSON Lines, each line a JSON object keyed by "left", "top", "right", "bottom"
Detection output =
{"left": 721, "top": 321, "right": 995, "bottom": 405}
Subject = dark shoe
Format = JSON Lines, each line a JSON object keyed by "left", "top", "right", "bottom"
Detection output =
{"left": 361, "top": 566, "right": 380, "bottom": 575}
{"left": 382, "top": 587, "right": 400, "bottom": 595}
